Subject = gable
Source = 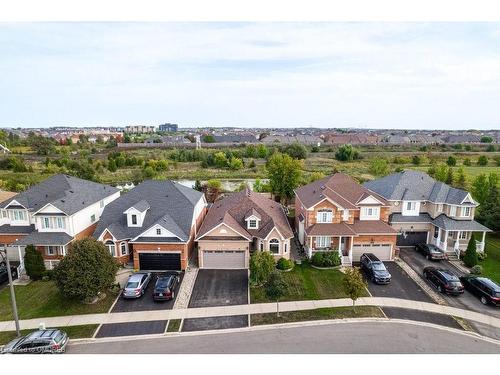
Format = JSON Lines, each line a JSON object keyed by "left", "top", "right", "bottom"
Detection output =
{"left": 100, "top": 229, "right": 116, "bottom": 242}
{"left": 197, "top": 222, "right": 250, "bottom": 240}
{"left": 138, "top": 223, "right": 180, "bottom": 239}
{"left": 461, "top": 193, "right": 477, "bottom": 205}
{"left": 357, "top": 195, "right": 384, "bottom": 206}
{"left": 5, "top": 199, "right": 26, "bottom": 209}
{"left": 33, "top": 203, "right": 66, "bottom": 215}
{"left": 309, "top": 197, "right": 344, "bottom": 210}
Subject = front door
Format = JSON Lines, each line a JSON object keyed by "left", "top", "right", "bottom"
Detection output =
{"left": 340, "top": 237, "right": 347, "bottom": 253}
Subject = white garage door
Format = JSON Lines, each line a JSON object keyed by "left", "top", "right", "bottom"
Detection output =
{"left": 202, "top": 250, "right": 246, "bottom": 269}
{"left": 352, "top": 243, "right": 393, "bottom": 262}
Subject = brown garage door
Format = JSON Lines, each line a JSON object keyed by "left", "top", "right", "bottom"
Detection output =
{"left": 202, "top": 250, "right": 246, "bottom": 269}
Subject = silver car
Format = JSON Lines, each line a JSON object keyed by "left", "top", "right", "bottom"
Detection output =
{"left": 122, "top": 272, "right": 152, "bottom": 298}
{"left": 1, "top": 329, "right": 68, "bottom": 354}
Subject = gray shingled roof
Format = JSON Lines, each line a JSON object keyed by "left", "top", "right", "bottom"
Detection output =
{"left": 131, "top": 200, "right": 150, "bottom": 212}
{"left": 364, "top": 170, "right": 471, "bottom": 205}
{"left": 431, "top": 214, "right": 492, "bottom": 232}
{"left": 0, "top": 224, "right": 35, "bottom": 234}
{"left": 16, "top": 231, "right": 73, "bottom": 246}
{"left": 389, "top": 213, "right": 433, "bottom": 223}
{"left": 94, "top": 180, "right": 203, "bottom": 242}
{"left": 0, "top": 174, "right": 119, "bottom": 215}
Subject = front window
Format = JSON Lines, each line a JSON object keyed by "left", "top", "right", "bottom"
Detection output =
{"left": 105, "top": 241, "right": 116, "bottom": 257}
{"left": 449, "top": 206, "right": 457, "bottom": 217}
{"left": 248, "top": 219, "right": 258, "bottom": 229}
{"left": 120, "top": 242, "right": 127, "bottom": 256}
{"left": 46, "top": 246, "right": 60, "bottom": 256}
{"left": 131, "top": 214, "right": 137, "bottom": 225}
{"left": 459, "top": 232, "right": 467, "bottom": 240}
{"left": 315, "top": 236, "right": 331, "bottom": 249}
{"left": 406, "top": 202, "right": 415, "bottom": 211}
{"left": 43, "top": 217, "right": 50, "bottom": 229}
{"left": 12, "top": 210, "right": 26, "bottom": 221}
{"left": 316, "top": 209, "right": 333, "bottom": 223}
{"left": 361, "top": 206, "right": 380, "bottom": 220}
{"left": 434, "top": 226, "right": 439, "bottom": 239}
{"left": 56, "top": 217, "right": 64, "bottom": 229}
{"left": 269, "top": 239, "right": 280, "bottom": 254}
{"left": 461, "top": 207, "right": 471, "bottom": 217}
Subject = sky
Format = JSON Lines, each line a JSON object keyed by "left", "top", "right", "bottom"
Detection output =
{"left": 1, "top": 22, "right": 500, "bottom": 129}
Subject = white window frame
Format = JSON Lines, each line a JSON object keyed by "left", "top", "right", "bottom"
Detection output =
{"left": 43, "top": 217, "right": 51, "bottom": 229}
{"left": 449, "top": 205, "right": 457, "bottom": 217}
{"left": 105, "top": 241, "right": 116, "bottom": 257}
{"left": 56, "top": 217, "right": 64, "bottom": 229}
{"left": 315, "top": 236, "right": 331, "bottom": 249}
{"left": 248, "top": 219, "right": 258, "bottom": 229}
{"left": 316, "top": 209, "right": 333, "bottom": 223}
{"left": 12, "top": 210, "right": 26, "bottom": 221}
{"left": 459, "top": 232, "right": 468, "bottom": 240}
{"left": 461, "top": 207, "right": 471, "bottom": 217}
{"left": 360, "top": 206, "right": 380, "bottom": 221}
{"left": 120, "top": 242, "right": 127, "bottom": 256}
{"left": 269, "top": 238, "right": 280, "bottom": 254}
{"left": 131, "top": 214, "right": 137, "bottom": 225}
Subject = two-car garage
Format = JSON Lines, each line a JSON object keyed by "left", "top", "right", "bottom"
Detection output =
{"left": 201, "top": 250, "right": 247, "bottom": 269}
{"left": 138, "top": 252, "right": 182, "bottom": 271}
{"left": 352, "top": 243, "right": 393, "bottom": 261}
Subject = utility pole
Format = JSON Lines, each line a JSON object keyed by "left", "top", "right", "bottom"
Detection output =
{"left": 0, "top": 249, "right": 20, "bottom": 336}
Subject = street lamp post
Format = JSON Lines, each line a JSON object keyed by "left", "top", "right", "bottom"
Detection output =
{"left": 0, "top": 248, "right": 20, "bottom": 337}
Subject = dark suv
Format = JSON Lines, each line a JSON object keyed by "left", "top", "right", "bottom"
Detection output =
{"left": 459, "top": 275, "right": 500, "bottom": 306}
{"left": 360, "top": 253, "right": 391, "bottom": 284}
{"left": 416, "top": 243, "right": 447, "bottom": 261}
{"left": 153, "top": 273, "right": 180, "bottom": 301}
{"left": 423, "top": 266, "right": 464, "bottom": 295}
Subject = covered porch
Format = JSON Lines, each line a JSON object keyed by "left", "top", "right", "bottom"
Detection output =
{"left": 430, "top": 216, "right": 492, "bottom": 258}
{"left": 304, "top": 224, "right": 356, "bottom": 266}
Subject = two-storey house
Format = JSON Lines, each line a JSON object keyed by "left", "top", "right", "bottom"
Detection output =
{"left": 196, "top": 189, "right": 293, "bottom": 269}
{"left": 295, "top": 173, "right": 397, "bottom": 266}
{"left": 94, "top": 180, "right": 207, "bottom": 271}
{"left": 364, "top": 170, "right": 492, "bottom": 258}
{"left": 0, "top": 174, "right": 120, "bottom": 270}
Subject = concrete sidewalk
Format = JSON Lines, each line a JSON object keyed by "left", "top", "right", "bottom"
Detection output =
{"left": 1, "top": 297, "right": 500, "bottom": 332}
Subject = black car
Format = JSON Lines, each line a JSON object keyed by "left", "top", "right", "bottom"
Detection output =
{"left": 153, "top": 273, "right": 180, "bottom": 301}
{"left": 459, "top": 275, "right": 500, "bottom": 306}
{"left": 360, "top": 253, "right": 391, "bottom": 284}
{"left": 0, "top": 262, "right": 18, "bottom": 284}
{"left": 423, "top": 266, "right": 464, "bottom": 295}
{"left": 416, "top": 243, "right": 447, "bottom": 261}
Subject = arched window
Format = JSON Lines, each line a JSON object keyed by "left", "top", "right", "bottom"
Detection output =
{"left": 269, "top": 238, "right": 280, "bottom": 254}
{"left": 120, "top": 242, "right": 127, "bottom": 256}
{"left": 105, "top": 240, "right": 116, "bottom": 257}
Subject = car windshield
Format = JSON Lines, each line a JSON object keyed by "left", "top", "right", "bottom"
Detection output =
{"left": 372, "top": 263, "right": 386, "bottom": 271}
{"left": 126, "top": 281, "right": 139, "bottom": 289}
{"left": 156, "top": 278, "right": 170, "bottom": 288}
{"left": 429, "top": 246, "right": 441, "bottom": 253}
{"left": 53, "top": 331, "right": 64, "bottom": 343}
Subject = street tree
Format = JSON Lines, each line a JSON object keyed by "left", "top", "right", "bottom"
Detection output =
{"left": 342, "top": 267, "right": 367, "bottom": 310}
{"left": 265, "top": 270, "right": 288, "bottom": 317}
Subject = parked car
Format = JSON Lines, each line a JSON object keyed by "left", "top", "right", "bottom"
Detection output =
{"left": 153, "top": 272, "right": 180, "bottom": 301}
{"left": 459, "top": 275, "right": 500, "bottom": 306}
{"left": 1, "top": 329, "right": 68, "bottom": 354}
{"left": 360, "top": 253, "right": 391, "bottom": 284}
{"left": 0, "top": 263, "right": 18, "bottom": 284}
{"left": 122, "top": 272, "right": 152, "bottom": 299}
{"left": 423, "top": 266, "right": 464, "bottom": 295}
{"left": 416, "top": 243, "right": 447, "bottom": 261}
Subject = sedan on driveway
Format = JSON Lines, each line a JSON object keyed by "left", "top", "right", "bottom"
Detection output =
{"left": 423, "top": 266, "right": 464, "bottom": 296}
{"left": 459, "top": 275, "right": 500, "bottom": 306}
{"left": 416, "top": 243, "right": 447, "bottom": 261}
{"left": 122, "top": 272, "right": 152, "bottom": 299}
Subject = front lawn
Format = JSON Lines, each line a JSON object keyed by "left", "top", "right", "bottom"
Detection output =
{"left": 0, "top": 324, "right": 99, "bottom": 345}
{"left": 479, "top": 233, "right": 500, "bottom": 284}
{"left": 0, "top": 280, "right": 118, "bottom": 321}
{"left": 251, "top": 306, "right": 383, "bottom": 326}
{"left": 250, "top": 263, "right": 368, "bottom": 303}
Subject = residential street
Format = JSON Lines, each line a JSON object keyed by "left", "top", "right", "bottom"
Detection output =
{"left": 67, "top": 321, "right": 500, "bottom": 354}
{"left": 399, "top": 248, "right": 500, "bottom": 340}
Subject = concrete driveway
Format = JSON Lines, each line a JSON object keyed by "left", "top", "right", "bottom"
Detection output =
{"left": 364, "top": 262, "right": 462, "bottom": 329}
{"left": 95, "top": 272, "right": 183, "bottom": 338}
{"left": 182, "top": 269, "right": 249, "bottom": 332}
{"left": 399, "top": 247, "right": 500, "bottom": 339}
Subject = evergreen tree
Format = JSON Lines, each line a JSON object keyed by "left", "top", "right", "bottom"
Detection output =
{"left": 463, "top": 234, "right": 478, "bottom": 268}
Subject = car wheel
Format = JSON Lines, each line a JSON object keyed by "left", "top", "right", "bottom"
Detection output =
{"left": 481, "top": 296, "right": 488, "bottom": 305}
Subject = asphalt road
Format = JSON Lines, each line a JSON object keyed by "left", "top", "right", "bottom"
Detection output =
{"left": 365, "top": 262, "right": 461, "bottom": 329}
{"left": 67, "top": 321, "right": 500, "bottom": 354}
{"left": 399, "top": 247, "right": 500, "bottom": 339}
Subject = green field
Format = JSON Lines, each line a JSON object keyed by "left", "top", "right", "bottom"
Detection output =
{"left": 479, "top": 233, "right": 500, "bottom": 284}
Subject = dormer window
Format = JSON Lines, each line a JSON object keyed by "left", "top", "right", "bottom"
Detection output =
{"left": 316, "top": 209, "right": 333, "bottom": 223}
{"left": 131, "top": 214, "right": 137, "bottom": 225}
{"left": 156, "top": 228, "right": 162, "bottom": 235}
{"left": 461, "top": 207, "right": 471, "bottom": 217}
{"left": 248, "top": 219, "right": 258, "bottom": 229}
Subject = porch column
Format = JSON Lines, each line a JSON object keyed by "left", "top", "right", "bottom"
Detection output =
{"left": 436, "top": 227, "right": 441, "bottom": 246}
{"left": 338, "top": 236, "right": 342, "bottom": 257}
{"left": 62, "top": 245, "right": 66, "bottom": 256}
{"left": 349, "top": 236, "right": 354, "bottom": 262}
{"left": 456, "top": 231, "right": 461, "bottom": 250}
{"left": 17, "top": 245, "right": 23, "bottom": 268}
{"left": 442, "top": 230, "right": 448, "bottom": 251}
{"left": 481, "top": 231, "right": 486, "bottom": 251}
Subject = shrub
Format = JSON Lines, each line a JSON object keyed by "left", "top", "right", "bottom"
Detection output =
{"left": 276, "top": 257, "right": 293, "bottom": 270}
{"left": 335, "top": 144, "right": 360, "bottom": 161}
{"left": 250, "top": 251, "right": 276, "bottom": 285}
{"left": 477, "top": 155, "right": 488, "bottom": 166}
{"left": 311, "top": 252, "right": 325, "bottom": 267}
{"left": 53, "top": 238, "right": 119, "bottom": 301}
{"left": 477, "top": 252, "right": 488, "bottom": 261}
{"left": 446, "top": 155, "right": 457, "bottom": 166}
{"left": 24, "top": 245, "right": 46, "bottom": 280}
{"left": 463, "top": 234, "right": 478, "bottom": 268}
{"left": 470, "top": 265, "right": 483, "bottom": 275}
{"left": 42, "top": 269, "right": 54, "bottom": 280}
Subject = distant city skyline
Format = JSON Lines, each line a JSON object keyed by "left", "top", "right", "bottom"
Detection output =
{"left": 1, "top": 22, "right": 500, "bottom": 129}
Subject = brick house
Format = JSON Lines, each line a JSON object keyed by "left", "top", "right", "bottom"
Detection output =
{"left": 94, "top": 180, "right": 207, "bottom": 271}
{"left": 294, "top": 173, "right": 398, "bottom": 266}
{"left": 0, "top": 174, "right": 120, "bottom": 270}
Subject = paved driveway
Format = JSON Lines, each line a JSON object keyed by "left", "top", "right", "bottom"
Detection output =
{"left": 364, "top": 262, "right": 462, "bottom": 329}
{"left": 182, "top": 269, "right": 249, "bottom": 332}
{"left": 96, "top": 272, "right": 183, "bottom": 338}
{"left": 399, "top": 248, "right": 500, "bottom": 339}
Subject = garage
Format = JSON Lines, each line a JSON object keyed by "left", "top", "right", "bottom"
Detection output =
{"left": 138, "top": 252, "right": 181, "bottom": 271}
{"left": 352, "top": 243, "right": 393, "bottom": 261}
{"left": 202, "top": 250, "right": 246, "bottom": 269}
{"left": 396, "top": 231, "right": 428, "bottom": 247}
